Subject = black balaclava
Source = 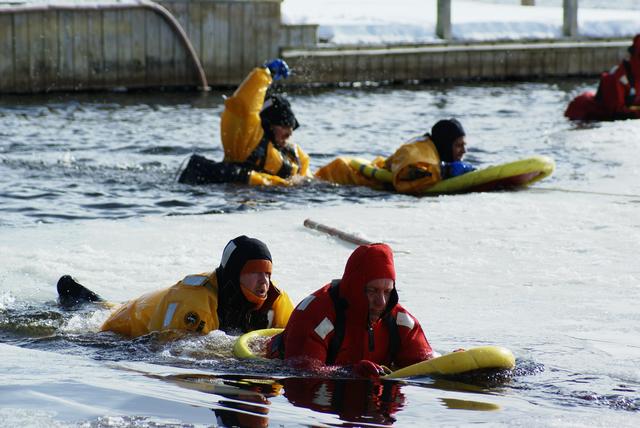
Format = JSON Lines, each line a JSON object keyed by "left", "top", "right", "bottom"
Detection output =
{"left": 430, "top": 119, "right": 466, "bottom": 163}
{"left": 260, "top": 94, "right": 300, "bottom": 138}
{"left": 216, "top": 235, "right": 273, "bottom": 333}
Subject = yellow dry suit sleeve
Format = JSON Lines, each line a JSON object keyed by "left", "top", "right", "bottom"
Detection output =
{"left": 146, "top": 276, "right": 220, "bottom": 335}
{"left": 100, "top": 287, "right": 166, "bottom": 338}
{"left": 221, "top": 67, "right": 272, "bottom": 163}
{"left": 270, "top": 288, "right": 295, "bottom": 328}
{"left": 100, "top": 273, "right": 220, "bottom": 338}
{"left": 248, "top": 171, "right": 291, "bottom": 186}
{"left": 296, "top": 145, "right": 313, "bottom": 178}
{"left": 314, "top": 156, "right": 387, "bottom": 188}
{"left": 385, "top": 137, "right": 442, "bottom": 194}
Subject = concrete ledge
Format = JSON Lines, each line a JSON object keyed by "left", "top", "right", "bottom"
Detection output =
{"left": 283, "top": 39, "right": 628, "bottom": 85}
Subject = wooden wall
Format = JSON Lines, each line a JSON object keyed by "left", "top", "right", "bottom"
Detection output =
{"left": 159, "top": 0, "right": 281, "bottom": 85}
{"left": 282, "top": 40, "right": 629, "bottom": 85}
{"left": 0, "top": 3, "right": 200, "bottom": 93}
{"left": 0, "top": 0, "right": 281, "bottom": 93}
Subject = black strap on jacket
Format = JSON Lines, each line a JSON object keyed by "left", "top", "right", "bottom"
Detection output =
{"left": 385, "top": 311, "right": 400, "bottom": 363}
{"left": 276, "top": 144, "right": 301, "bottom": 178}
{"left": 623, "top": 60, "right": 636, "bottom": 106}
{"left": 245, "top": 134, "right": 301, "bottom": 178}
{"left": 624, "top": 60, "right": 635, "bottom": 89}
{"left": 245, "top": 134, "right": 270, "bottom": 171}
{"left": 327, "top": 280, "right": 348, "bottom": 365}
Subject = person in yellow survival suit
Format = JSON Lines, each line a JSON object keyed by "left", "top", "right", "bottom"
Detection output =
{"left": 177, "top": 59, "right": 312, "bottom": 186}
{"left": 315, "top": 118, "right": 475, "bottom": 194}
{"left": 55, "top": 236, "right": 294, "bottom": 337}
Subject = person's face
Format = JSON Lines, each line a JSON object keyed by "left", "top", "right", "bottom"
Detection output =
{"left": 271, "top": 125, "right": 293, "bottom": 147}
{"left": 365, "top": 278, "right": 394, "bottom": 322}
{"left": 451, "top": 136, "right": 467, "bottom": 161}
{"left": 240, "top": 271, "right": 270, "bottom": 298}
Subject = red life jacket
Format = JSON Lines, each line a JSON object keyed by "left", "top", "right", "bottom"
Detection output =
{"left": 597, "top": 64, "right": 629, "bottom": 114}
{"left": 629, "top": 34, "right": 640, "bottom": 105}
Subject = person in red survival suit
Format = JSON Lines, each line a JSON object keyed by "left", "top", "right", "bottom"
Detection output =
{"left": 267, "top": 243, "right": 433, "bottom": 378}
{"left": 565, "top": 34, "right": 640, "bottom": 121}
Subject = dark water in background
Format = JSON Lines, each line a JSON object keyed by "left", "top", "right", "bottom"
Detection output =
{"left": 0, "top": 79, "right": 597, "bottom": 228}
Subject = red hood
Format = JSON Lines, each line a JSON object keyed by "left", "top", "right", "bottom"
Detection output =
{"left": 339, "top": 243, "right": 398, "bottom": 329}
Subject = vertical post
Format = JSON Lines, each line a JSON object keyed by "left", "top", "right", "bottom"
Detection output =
{"left": 521, "top": 0, "right": 535, "bottom": 5}
{"left": 563, "top": 0, "right": 578, "bottom": 38}
{"left": 436, "top": 0, "right": 451, "bottom": 40}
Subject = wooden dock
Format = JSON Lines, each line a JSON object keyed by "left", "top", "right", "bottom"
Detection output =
{"left": 283, "top": 39, "right": 629, "bottom": 85}
{"left": 0, "top": 0, "right": 632, "bottom": 93}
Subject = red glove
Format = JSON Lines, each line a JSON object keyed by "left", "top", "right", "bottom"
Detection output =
{"left": 353, "top": 360, "right": 388, "bottom": 379}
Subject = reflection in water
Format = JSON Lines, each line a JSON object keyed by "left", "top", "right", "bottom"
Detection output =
{"left": 161, "top": 374, "right": 406, "bottom": 426}
{"left": 161, "top": 374, "right": 277, "bottom": 427}
{"left": 282, "top": 377, "right": 405, "bottom": 426}
{"left": 157, "top": 373, "right": 512, "bottom": 426}
{"left": 439, "top": 398, "right": 499, "bottom": 411}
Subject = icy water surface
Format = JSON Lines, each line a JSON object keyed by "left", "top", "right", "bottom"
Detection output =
{"left": 1, "top": 80, "right": 639, "bottom": 427}
{"left": 2, "top": 79, "right": 638, "bottom": 226}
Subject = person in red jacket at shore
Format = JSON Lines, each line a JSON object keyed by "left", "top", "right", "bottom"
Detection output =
{"left": 565, "top": 34, "right": 640, "bottom": 121}
{"left": 267, "top": 243, "right": 433, "bottom": 378}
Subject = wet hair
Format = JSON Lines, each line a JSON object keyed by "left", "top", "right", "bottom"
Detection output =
{"left": 430, "top": 118, "right": 466, "bottom": 163}
{"left": 260, "top": 94, "right": 300, "bottom": 131}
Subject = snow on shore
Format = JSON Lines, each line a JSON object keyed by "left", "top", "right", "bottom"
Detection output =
{"left": 282, "top": 0, "right": 640, "bottom": 44}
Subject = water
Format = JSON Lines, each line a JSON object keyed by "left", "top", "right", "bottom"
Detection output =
{"left": 3, "top": 80, "right": 638, "bottom": 227}
{"left": 1, "top": 80, "right": 639, "bottom": 427}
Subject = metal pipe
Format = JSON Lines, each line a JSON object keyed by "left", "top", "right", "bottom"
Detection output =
{"left": 303, "top": 219, "right": 373, "bottom": 247}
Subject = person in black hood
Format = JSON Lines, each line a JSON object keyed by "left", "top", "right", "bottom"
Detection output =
{"left": 428, "top": 118, "right": 475, "bottom": 179}
{"left": 56, "top": 235, "right": 294, "bottom": 338}
{"left": 216, "top": 235, "right": 292, "bottom": 332}
{"left": 430, "top": 119, "right": 467, "bottom": 163}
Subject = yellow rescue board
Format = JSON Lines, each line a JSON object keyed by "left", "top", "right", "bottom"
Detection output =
{"left": 349, "top": 155, "right": 555, "bottom": 195}
{"left": 383, "top": 346, "right": 515, "bottom": 379}
{"left": 233, "top": 328, "right": 283, "bottom": 360}
{"left": 233, "top": 328, "right": 515, "bottom": 378}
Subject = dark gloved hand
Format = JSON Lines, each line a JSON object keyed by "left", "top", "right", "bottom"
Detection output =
{"left": 353, "top": 360, "right": 391, "bottom": 378}
{"left": 442, "top": 161, "right": 475, "bottom": 178}
{"left": 264, "top": 59, "right": 290, "bottom": 81}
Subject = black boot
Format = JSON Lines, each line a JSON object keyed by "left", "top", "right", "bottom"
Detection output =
{"left": 57, "top": 275, "right": 104, "bottom": 307}
{"left": 177, "top": 154, "right": 251, "bottom": 185}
